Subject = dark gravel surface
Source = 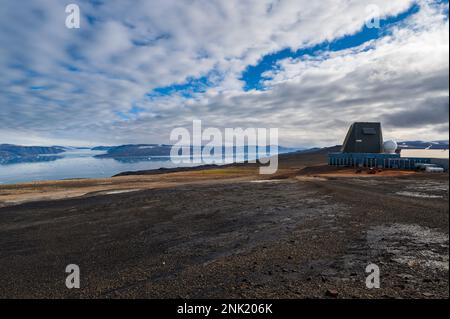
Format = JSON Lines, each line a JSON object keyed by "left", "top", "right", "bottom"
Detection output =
{"left": 0, "top": 173, "right": 448, "bottom": 298}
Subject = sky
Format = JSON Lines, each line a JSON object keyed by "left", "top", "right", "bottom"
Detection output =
{"left": 0, "top": 0, "right": 448, "bottom": 147}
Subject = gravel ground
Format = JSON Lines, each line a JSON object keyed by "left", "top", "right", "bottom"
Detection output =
{"left": 0, "top": 170, "right": 447, "bottom": 299}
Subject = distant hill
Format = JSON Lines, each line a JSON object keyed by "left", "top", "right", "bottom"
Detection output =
{"left": 2, "top": 140, "right": 446, "bottom": 166}
{"left": 94, "top": 144, "right": 302, "bottom": 159}
{"left": 397, "top": 140, "right": 449, "bottom": 150}
{"left": 0, "top": 144, "right": 66, "bottom": 165}
{"left": 115, "top": 145, "right": 338, "bottom": 176}
{"left": 94, "top": 144, "right": 173, "bottom": 158}
{"left": 91, "top": 146, "right": 115, "bottom": 151}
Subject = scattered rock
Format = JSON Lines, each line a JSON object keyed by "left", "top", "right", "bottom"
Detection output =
{"left": 397, "top": 273, "right": 414, "bottom": 280}
{"left": 325, "top": 289, "right": 338, "bottom": 298}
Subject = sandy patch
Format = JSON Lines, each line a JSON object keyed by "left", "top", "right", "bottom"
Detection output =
{"left": 0, "top": 168, "right": 257, "bottom": 207}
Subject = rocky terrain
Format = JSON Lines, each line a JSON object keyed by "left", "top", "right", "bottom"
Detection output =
{"left": 0, "top": 149, "right": 448, "bottom": 298}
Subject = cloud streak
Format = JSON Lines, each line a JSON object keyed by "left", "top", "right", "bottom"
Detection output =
{"left": 0, "top": 0, "right": 448, "bottom": 146}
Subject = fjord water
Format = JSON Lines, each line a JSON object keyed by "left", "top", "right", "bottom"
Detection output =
{"left": 0, "top": 148, "right": 267, "bottom": 184}
{"left": 0, "top": 149, "right": 186, "bottom": 184}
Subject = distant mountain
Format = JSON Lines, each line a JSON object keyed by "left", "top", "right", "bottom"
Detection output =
{"left": 91, "top": 146, "right": 115, "bottom": 151}
{"left": 94, "top": 144, "right": 173, "bottom": 158}
{"left": 73, "top": 147, "right": 92, "bottom": 150}
{"left": 0, "top": 143, "right": 302, "bottom": 165}
{"left": 291, "top": 147, "right": 322, "bottom": 154}
{"left": 94, "top": 144, "right": 302, "bottom": 159}
{"left": 0, "top": 144, "right": 66, "bottom": 156}
{"left": 397, "top": 140, "right": 449, "bottom": 150}
{"left": 0, "top": 144, "right": 66, "bottom": 165}
{"left": 2, "top": 140, "right": 446, "bottom": 165}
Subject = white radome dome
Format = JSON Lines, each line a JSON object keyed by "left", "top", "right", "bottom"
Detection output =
{"left": 383, "top": 140, "right": 398, "bottom": 154}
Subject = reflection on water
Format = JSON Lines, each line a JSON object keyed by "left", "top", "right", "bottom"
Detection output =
{"left": 0, "top": 149, "right": 187, "bottom": 184}
{"left": 0, "top": 149, "right": 266, "bottom": 184}
{"left": 0, "top": 155, "right": 63, "bottom": 165}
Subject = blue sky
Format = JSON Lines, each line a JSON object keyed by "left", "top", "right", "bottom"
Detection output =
{"left": 241, "top": 3, "right": 422, "bottom": 91}
{"left": 0, "top": 0, "right": 448, "bottom": 146}
{"left": 146, "top": 2, "right": 424, "bottom": 95}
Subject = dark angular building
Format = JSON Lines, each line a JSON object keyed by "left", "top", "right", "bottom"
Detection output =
{"left": 341, "top": 122, "right": 383, "bottom": 153}
{"left": 328, "top": 122, "right": 432, "bottom": 169}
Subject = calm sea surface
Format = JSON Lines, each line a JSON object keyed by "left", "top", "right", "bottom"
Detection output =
{"left": 0, "top": 149, "right": 192, "bottom": 184}
{"left": 0, "top": 149, "right": 268, "bottom": 184}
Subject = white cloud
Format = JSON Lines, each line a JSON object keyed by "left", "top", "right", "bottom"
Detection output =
{"left": 0, "top": 0, "right": 447, "bottom": 147}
